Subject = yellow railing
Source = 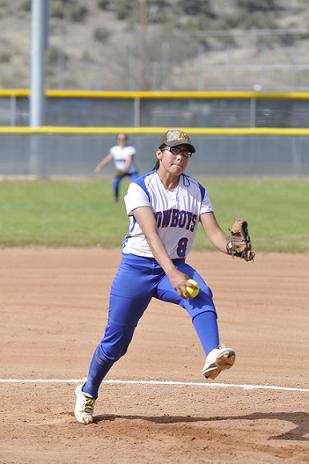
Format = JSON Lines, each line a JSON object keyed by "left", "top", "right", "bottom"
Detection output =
{"left": 2, "top": 89, "right": 309, "bottom": 99}
{"left": 1, "top": 126, "right": 309, "bottom": 136}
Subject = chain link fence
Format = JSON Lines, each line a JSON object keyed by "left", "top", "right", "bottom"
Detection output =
{"left": 1, "top": 93, "right": 309, "bottom": 128}
{"left": 0, "top": 132, "right": 308, "bottom": 178}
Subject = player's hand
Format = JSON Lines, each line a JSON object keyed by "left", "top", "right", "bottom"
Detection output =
{"left": 167, "top": 268, "right": 191, "bottom": 298}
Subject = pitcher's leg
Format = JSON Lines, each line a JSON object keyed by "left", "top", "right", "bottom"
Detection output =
{"left": 192, "top": 311, "right": 219, "bottom": 356}
{"left": 83, "top": 346, "right": 114, "bottom": 399}
{"left": 155, "top": 261, "right": 217, "bottom": 320}
{"left": 157, "top": 275, "right": 220, "bottom": 356}
{"left": 75, "top": 286, "right": 153, "bottom": 424}
{"left": 83, "top": 319, "right": 137, "bottom": 399}
{"left": 155, "top": 261, "right": 234, "bottom": 379}
{"left": 82, "top": 254, "right": 156, "bottom": 399}
{"left": 174, "top": 263, "right": 235, "bottom": 379}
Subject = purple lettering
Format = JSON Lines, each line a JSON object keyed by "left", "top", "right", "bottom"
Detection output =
{"left": 178, "top": 210, "right": 186, "bottom": 228}
{"left": 162, "top": 209, "right": 172, "bottom": 227}
{"left": 155, "top": 211, "right": 162, "bottom": 228}
{"left": 190, "top": 214, "right": 197, "bottom": 231}
{"left": 186, "top": 212, "right": 193, "bottom": 230}
{"left": 170, "top": 209, "right": 179, "bottom": 227}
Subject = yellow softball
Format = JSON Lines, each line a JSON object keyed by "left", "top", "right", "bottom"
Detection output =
{"left": 184, "top": 279, "right": 200, "bottom": 299}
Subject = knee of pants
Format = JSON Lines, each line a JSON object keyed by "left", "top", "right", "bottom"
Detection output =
{"left": 98, "top": 323, "right": 135, "bottom": 363}
{"left": 100, "top": 343, "right": 129, "bottom": 363}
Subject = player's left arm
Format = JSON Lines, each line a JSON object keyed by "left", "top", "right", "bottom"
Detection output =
{"left": 200, "top": 212, "right": 229, "bottom": 254}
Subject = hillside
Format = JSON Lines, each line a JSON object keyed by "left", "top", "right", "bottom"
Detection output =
{"left": 1, "top": 0, "right": 309, "bottom": 90}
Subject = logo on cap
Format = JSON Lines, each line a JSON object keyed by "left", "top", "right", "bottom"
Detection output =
{"left": 166, "top": 130, "right": 190, "bottom": 143}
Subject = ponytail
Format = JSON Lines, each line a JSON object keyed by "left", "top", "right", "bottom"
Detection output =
{"left": 153, "top": 144, "right": 166, "bottom": 170}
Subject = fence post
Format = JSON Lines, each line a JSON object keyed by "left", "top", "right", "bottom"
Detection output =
{"left": 134, "top": 97, "right": 141, "bottom": 127}
{"left": 10, "top": 96, "right": 17, "bottom": 126}
{"left": 250, "top": 97, "right": 256, "bottom": 128}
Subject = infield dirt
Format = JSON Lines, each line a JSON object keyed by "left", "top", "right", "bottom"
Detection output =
{"left": 0, "top": 249, "right": 308, "bottom": 463}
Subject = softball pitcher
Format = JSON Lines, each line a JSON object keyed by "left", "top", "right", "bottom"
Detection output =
{"left": 75, "top": 129, "right": 254, "bottom": 424}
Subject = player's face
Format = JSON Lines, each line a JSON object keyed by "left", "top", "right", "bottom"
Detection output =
{"left": 157, "top": 144, "right": 191, "bottom": 175}
{"left": 117, "top": 134, "right": 127, "bottom": 146}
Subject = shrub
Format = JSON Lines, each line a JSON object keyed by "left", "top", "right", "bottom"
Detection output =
{"left": 93, "top": 27, "right": 110, "bottom": 43}
{"left": 97, "top": 0, "right": 110, "bottom": 10}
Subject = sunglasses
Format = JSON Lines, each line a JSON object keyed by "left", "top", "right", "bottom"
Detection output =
{"left": 162, "top": 146, "right": 193, "bottom": 159}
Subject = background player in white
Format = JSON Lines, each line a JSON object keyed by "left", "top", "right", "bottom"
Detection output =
{"left": 95, "top": 133, "right": 139, "bottom": 202}
{"left": 75, "top": 129, "right": 244, "bottom": 424}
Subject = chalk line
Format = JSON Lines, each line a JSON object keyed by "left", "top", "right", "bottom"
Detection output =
{"left": 0, "top": 378, "right": 308, "bottom": 392}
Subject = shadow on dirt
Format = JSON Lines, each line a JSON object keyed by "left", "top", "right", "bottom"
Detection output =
{"left": 95, "top": 411, "right": 308, "bottom": 441}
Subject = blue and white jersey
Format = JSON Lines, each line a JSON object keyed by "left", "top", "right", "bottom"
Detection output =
{"left": 110, "top": 145, "right": 137, "bottom": 174}
{"left": 123, "top": 171, "right": 214, "bottom": 259}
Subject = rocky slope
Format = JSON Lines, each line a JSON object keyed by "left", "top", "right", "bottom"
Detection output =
{"left": 1, "top": 0, "right": 309, "bottom": 90}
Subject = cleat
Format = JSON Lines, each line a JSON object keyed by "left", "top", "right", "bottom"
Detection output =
{"left": 74, "top": 384, "right": 95, "bottom": 424}
{"left": 202, "top": 346, "right": 235, "bottom": 380}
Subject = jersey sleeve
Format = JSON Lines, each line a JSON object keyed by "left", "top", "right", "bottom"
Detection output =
{"left": 200, "top": 188, "right": 214, "bottom": 215}
{"left": 127, "top": 145, "right": 136, "bottom": 156}
{"left": 124, "top": 182, "right": 151, "bottom": 216}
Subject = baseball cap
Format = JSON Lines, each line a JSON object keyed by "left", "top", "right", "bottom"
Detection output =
{"left": 159, "top": 129, "right": 196, "bottom": 153}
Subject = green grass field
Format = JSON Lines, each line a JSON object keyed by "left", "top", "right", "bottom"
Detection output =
{"left": 0, "top": 178, "right": 308, "bottom": 252}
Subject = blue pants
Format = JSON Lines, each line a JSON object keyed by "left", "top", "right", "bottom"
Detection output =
{"left": 83, "top": 254, "right": 219, "bottom": 398}
{"left": 113, "top": 171, "right": 139, "bottom": 201}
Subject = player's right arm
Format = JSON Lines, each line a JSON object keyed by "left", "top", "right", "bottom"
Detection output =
{"left": 132, "top": 206, "right": 189, "bottom": 297}
{"left": 94, "top": 153, "right": 113, "bottom": 173}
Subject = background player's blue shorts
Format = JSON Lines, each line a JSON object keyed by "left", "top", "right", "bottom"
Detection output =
{"left": 113, "top": 171, "right": 139, "bottom": 201}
